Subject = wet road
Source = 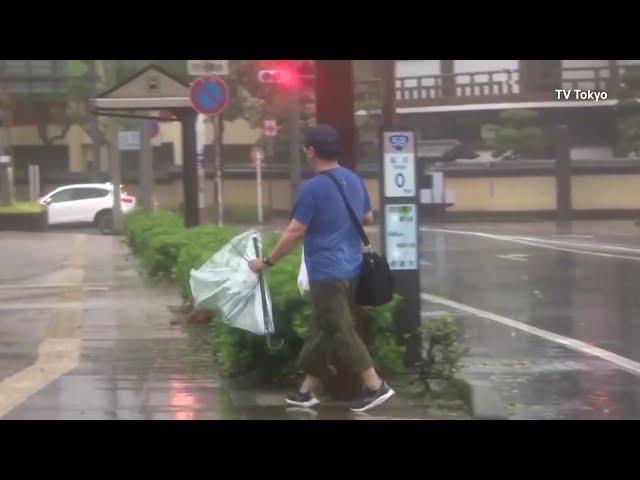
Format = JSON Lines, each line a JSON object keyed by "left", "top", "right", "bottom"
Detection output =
{"left": 420, "top": 220, "right": 640, "bottom": 419}
{"left": 0, "top": 230, "right": 239, "bottom": 419}
{"left": 3, "top": 219, "right": 640, "bottom": 419}
{"left": 0, "top": 229, "right": 448, "bottom": 420}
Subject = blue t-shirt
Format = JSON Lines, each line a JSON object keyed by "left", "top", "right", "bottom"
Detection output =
{"left": 293, "top": 167, "right": 372, "bottom": 282}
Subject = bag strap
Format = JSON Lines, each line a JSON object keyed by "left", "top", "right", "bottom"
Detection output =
{"left": 320, "top": 171, "right": 371, "bottom": 248}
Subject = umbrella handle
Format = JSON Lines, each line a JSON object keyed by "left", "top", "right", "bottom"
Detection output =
{"left": 266, "top": 334, "right": 285, "bottom": 351}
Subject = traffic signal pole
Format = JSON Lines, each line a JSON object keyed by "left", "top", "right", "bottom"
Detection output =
{"left": 289, "top": 75, "right": 302, "bottom": 202}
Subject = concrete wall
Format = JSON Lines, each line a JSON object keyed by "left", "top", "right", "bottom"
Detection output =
{"left": 572, "top": 174, "right": 640, "bottom": 210}
{"left": 17, "top": 172, "right": 640, "bottom": 217}
{"left": 446, "top": 177, "right": 557, "bottom": 212}
{"left": 6, "top": 116, "right": 262, "bottom": 172}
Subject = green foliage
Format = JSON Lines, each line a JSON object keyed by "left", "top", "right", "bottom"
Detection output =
{"left": 0, "top": 202, "right": 44, "bottom": 214}
{"left": 170, "top": 203, "right": 277, "bottom": 225}
{"left": 417, "top": 315, "right": 469, "bottom": 388}
{"left": 621, "top": 65, "right": 640, "bottom": 92}
{"left": 499, "top": 109, "right": 539, "bottom": 126}
{"left": 125, "top": 212, "right": 406, "bottom": 386}
{"left": 617, "top": 65, "right": 640, "bottom": 157}
{"left": 485, "top": 109, "right": 546, "bottom": 159}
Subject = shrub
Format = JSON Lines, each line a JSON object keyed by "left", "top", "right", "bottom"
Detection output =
{"left": 125, "top": 212, "right": 407, "bottom": 387}
{"left": 0, "top": 202, "right": 44, "bottom": 214}
{"left": 485, "top": 109, "right": 546, "bottom": 159}
{"left": 416, "top": 315, "right": 469, "bottom": 390}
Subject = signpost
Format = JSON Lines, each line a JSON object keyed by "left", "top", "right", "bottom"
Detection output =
{"left": 188, "top": 60, "right": 229, "bottom": 77}
{"left": 189, "top": 76, "right": 229, "bottom": 117}
{"left": 189, "top": 76, "right": 229, "bottom": 227}
{"left": 264, "top": 120, "right": 277, "bottom": 137}
{"left": 380, "top": 130, "right": 421, "bottom": 365}
{"left": 251, "top": 146, "right": 265, "bottom": 224}
{"left": 118, "top": 131, "right": 141, "bottom": 151}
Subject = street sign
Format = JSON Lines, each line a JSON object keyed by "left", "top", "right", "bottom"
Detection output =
{"left": 189, "top": 76, "right": 229, "bottom": 117}
{"left": 385, "top": 204, "right": 418, "bottom": 270}
{"left": 264, "top": 120, "right": 277, "bottom": 137}
{"left": 0, "top": 155, "right": 10, "bottom": 164}
{"left": 379, "top": 129, "right": 420, "bottom": 365}
{"left": 188, "top": 60, "right": 229, "bottom": 76}
{"left": 149, "top": 121, "right": 160, "bottom": 138}
{"left": 383, "top": 132, "right": 416, "bottom": 197}
{"left": 118, "top": 131, "right": 140, "bottom": 151}
{"left": 251, "top": 146, "right": 265, "bottom": 166}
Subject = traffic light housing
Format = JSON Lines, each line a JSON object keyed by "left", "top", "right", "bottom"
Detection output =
{"left": 257, "top": 61, "right": 314, "bottom": 89}
{"left": 258, "top": 70, "right": 282, "bottom": 83}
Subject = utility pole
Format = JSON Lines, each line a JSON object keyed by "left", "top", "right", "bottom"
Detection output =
{"left": 213, "top": 113, "right": 224, "bottom": 226}
{"left": 108, "top": 121, "right": 124, "bottom": 233}
{"left": 289, "top": 75, "right": 302, "bottom": 204}
{"left": 89, "top": 60, "right": 101, "bottom": 182}
{"left": 139, "top": 119, "right": 154, "bottom": 213}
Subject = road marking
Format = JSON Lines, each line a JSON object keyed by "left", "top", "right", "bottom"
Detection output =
{"left": 554, "top": 234, "right": 594, "bottom": 239}
{"left": 496, "top": 254, "right": 529, "bottom": 262}
{"left": 0, "top": 234, "right": 87, "bottom": 418}
{"left": 421, "top": 292, "right": 640, "bottom": 376}
{"left": 421, "top": 310, "right": 452, "bottom": 317}
{"left": 509, "top": 236, "right": 640, "bottom": 254}
{"left": 421, "top": 227, "right": 640, "bottom": 261}
{"left": 0, "top": 283, "right": 111, "bottom": 291}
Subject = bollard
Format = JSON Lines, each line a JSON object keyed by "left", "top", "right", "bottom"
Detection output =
{"left": 28, "top": 165, "right": 40, "bottom": 202}
{"left": 0, "top": 155, "right": 15, "bottom": 206}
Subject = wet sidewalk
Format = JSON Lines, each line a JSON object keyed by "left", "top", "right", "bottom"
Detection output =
{"left": 1, "top": 231, "right": 459, "bottom": 420}
{"left": 422, "top": 300, "right": 640, "bottom": 420}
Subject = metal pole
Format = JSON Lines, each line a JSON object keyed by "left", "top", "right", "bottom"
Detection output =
{"left": 195, "top": 113, "right": 207, "bottom": 224}
{"left": 213, "top": 114, "right": 224, "bottom": 226}
{"left": 180, "top": 109, "right": 200, "bottom": 228}
{"left": 28, "top": 165, "right": 40, "bottom": 202}
{"left": 554, "top": 125, "right": 572, "bottom": 222}
{"left": 139, "top": 119, "right": 154, "bottom": 213}
{"left": 108, "top": 121, "right": 124, "bottom": 233}
{"left": 89, "top": 60, "right": 101, "bottom": 182}
{"left": 289, "top": 69, "right": 302, "bottom": 205}
{"left": 257, "top": 155, "right": 263, "bottom": 224}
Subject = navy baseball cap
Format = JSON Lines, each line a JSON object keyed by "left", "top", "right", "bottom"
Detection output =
{"left": 304, "top": 124, "right": 341, "bottom": 159}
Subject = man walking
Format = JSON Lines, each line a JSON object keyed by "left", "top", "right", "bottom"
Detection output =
{"left": 249, "top": 124, "right": 395, "bottom": 413}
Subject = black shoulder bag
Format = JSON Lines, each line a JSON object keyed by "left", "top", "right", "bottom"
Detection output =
{"left": 321, "top": 171, "right": 394, "bottom": 307}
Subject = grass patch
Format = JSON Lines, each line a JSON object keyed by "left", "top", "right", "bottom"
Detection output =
{"left": 0, "top": 202, "right": 44, "bottom": 214}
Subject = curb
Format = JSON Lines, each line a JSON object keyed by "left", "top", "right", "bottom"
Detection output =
{"left": 462, "top": 378, "right": 509, "bottom": 420}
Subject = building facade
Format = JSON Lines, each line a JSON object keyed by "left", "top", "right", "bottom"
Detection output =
{"left": 390, "top": 60, "right": 640, "bottom": 160}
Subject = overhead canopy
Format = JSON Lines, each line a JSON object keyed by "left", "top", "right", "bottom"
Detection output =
{"left": 91, "top": 64, "right": 191, "bottom": 112}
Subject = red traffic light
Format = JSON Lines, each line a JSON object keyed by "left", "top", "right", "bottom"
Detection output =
{"left": 257, "top": 64, "right": 300, "bottom": 89}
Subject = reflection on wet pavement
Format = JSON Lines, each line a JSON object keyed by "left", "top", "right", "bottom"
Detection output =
{"left": 421, "top": 220, "right": 640, "bottom": 419}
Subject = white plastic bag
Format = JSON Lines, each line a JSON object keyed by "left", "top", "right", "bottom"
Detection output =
{"left": 297, "top": 248, "right": 310, "bottom": 297}
{"left": 189, "top": 230, "right": 274, "bottom": 336}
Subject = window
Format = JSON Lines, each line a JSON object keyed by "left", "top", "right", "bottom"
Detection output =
{"left": 73, "top": 188, "right": 109, "bottom": 200}
{"left": 48, "top": 189, "right": 76, "bottom": 204}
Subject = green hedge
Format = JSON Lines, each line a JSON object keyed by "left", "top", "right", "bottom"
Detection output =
{"left": 169, "top": 203, "right": 279, "bottom": 224}
{"left": 125, "top": 212, "right": 405, "bottom": 386}
{"left": 0, "top": 202, "right": 44, "bottom": 214}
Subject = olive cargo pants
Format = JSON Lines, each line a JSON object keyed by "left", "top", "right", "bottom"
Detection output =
{"left": 296, "top": 278, "right": 373, "bottom": 378}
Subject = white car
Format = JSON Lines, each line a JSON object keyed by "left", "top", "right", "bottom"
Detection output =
{"left": 39, "top": 183, "right": 136, "bottom": 234}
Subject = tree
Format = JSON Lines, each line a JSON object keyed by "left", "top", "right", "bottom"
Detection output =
{"left": 616, "top": 65, "right": 640, "bottom": 157}
{"left": 484, "top": 109, "right": 546, "bottom": 160}
{"left": 11, "top": 60, "right": 94, "bottom": 151}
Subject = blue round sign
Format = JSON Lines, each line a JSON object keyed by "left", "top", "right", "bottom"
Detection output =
{"left": 189, "top": 76, "right": 229, "bottom": 116}
{"left": 149, "top": 121, "right": 160, "bottom": 138}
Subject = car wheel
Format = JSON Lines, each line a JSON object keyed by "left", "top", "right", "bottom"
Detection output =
{"left": 97, "top": 211, "right": 114, "bottom": 235}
